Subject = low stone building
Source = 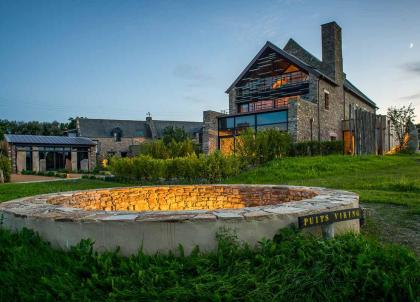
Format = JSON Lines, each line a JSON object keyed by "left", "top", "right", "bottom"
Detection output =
{"left": 4, "top": 134, "right": 96, "bottom": 173}
{"left": 74, "top": 117, "right": 203, "bottom": 162}
{"left": 204, "top": 21, "right": 396, "bottom": 154}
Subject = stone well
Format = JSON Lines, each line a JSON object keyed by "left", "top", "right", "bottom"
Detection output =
{"left": 0, "top": 185, "right": 359, "bottom": 255}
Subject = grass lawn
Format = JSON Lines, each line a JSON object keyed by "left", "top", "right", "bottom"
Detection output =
{"left": 0, "top": 155, "right": 419, "bottom": 301}
{"left": 225, "top": 154, "right": 420, "bottom": 213}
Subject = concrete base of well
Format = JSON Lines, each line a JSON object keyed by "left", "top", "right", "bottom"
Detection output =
{"left": 0, "top": 185, "right": 360, "bottom": 256}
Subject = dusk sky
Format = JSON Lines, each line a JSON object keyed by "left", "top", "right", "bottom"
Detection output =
{"left": 0, "top": 0, "right": 419, "bottom": 123}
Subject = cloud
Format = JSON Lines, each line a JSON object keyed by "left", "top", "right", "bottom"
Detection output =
{"left": 401, "top": 61, "right": 420, "bottom": 75}
{"left": 400, "top": 92, "right": 420, "bottom": 101}
{"left": 173, "top": 64, "right": 214, "bottom": 82}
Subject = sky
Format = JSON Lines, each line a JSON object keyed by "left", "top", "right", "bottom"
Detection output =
{"left": 0, "top": 0, "right": 419, "bottom": 123}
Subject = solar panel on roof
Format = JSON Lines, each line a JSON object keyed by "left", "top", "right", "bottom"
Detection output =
{"left": 4, "top": 134, "right": 95, "bottom": 146}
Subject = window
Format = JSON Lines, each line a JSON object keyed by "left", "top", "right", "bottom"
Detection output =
{"left": 330, "top": 136, "right": 337, "bottom": 141}
{"left": 235, "top": 114, "right": 255, "bottom": 133}
{"left": 256, "top": 111, "right": 287, "bottom": 125}
{"left": 217, "top": 109, "right": 289, "bottom": 154}
{"left": 219, "top": 137, "right": 235, "bottom": 155}
{"left": 238, "top": 103, "right": 249, "bottom": 113}
{"left": 218, "top": 117, "right": 234, "bottom": 130}
{"left": 324, "top": 91, "right": 330, "bottom": 110}
{"left": 114, "top": 132, "right": 121, "bottom": 142}
{"left": 111, "top": 127, "right": 123, "bottom": 142}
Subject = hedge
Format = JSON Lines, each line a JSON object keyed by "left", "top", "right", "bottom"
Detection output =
{"left": 0, "top": 155, "right": 11, "bottom": 183}
{"left": 289, "top": 140, "right": 343, "bottom": 156}
{"left": 110, "top": 152, "right": 242, "bottom": 182}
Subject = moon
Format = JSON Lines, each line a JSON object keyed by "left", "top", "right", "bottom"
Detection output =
{"left": 409, "top": 42, "right": 414, "bottom": 49}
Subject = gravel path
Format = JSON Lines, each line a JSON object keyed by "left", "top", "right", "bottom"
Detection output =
{"left": 361, "top": 202, "right": 420, "bottom": 256}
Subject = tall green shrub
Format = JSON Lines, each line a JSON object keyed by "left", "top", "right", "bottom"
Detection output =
{"left": 139, "top": 139, "right": 197, "bottom": 159}
{"left": 0, "top": 155, "right": 12, "bottom": 183}
{"left": 236, "top": 128, "right": 291, "bottom": 165}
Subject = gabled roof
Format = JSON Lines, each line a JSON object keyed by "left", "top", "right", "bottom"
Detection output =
{"left": 226, "top": 39, "right": 377, "bottom": 109}
{"left": 283, "top": 38, "right": 324, "bottom": 71}
{"left": 78, "top": 118, "right": 147, "bottom": 138}
{"left": 4, "top": 134, "right": 95, "bottom": 146}
{"left": 225, "top": 41, "right": 336, "bottom": 93}
{"left": 152, "top": 120, "right": 203, "bottom": 138}
{"left": 344, "top": 79, "right": 377, "bottom": 108}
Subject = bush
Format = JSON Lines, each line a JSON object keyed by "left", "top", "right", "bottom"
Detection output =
{"left": 110, "top": 152, "right": 242, "bottom": 182}
{"left": 236, "top": 128, "right": 292, "bottom": 165}
{"left": 0, "top": 155, "right": 11, "bottom": 182}
{"left": 0, "top": 140, "right": 7, "bottom": 156}
{"left": 0, "top": 227, "right": 418, "bottom": 301}
{"left": 289, "top": 140, "right": 343, "bottom": 156}
{"left": 139, "top": 139, "right": 198, "bottom": 159}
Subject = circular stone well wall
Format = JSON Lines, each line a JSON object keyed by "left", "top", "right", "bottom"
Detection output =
{"left": 0, "top": 185, "right": 359, "bottom": 255}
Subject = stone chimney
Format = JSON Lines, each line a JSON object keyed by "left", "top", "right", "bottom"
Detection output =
{"left": 321, "top": 21, "right": 343, "bottom": 84}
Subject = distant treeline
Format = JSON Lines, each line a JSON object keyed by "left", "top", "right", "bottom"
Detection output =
{"left": 0, "top": 118, "right": 76, "bottom": 139}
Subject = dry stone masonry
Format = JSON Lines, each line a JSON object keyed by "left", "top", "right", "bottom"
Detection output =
{"left": 0, "top": 185, "right": 360, "bottom": 255}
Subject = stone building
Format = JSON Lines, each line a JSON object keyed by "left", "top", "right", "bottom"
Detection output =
{"left": 74, "top": 117, "right": 203, "bottom": 162}
{"left": 4, "top": 134, "right": 96, "bottom": 173}
{"left": 205, "top": 21, "right": 395, "bottom": 154}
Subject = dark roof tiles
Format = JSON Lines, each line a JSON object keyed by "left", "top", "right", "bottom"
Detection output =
{"left": 78, "top": 118, "right": 147, "bottom": 138}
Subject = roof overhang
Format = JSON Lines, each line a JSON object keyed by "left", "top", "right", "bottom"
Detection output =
{"left": 225, "top": 41, "right": 337, "bottom": 93}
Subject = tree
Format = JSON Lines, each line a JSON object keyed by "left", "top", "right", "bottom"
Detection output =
{"left": 162, "top": 126, "right": 189, "bottom": 145}
{"left": 387, "top": 103, "right": 416, "bottom": 147}
{"left": 0, "top": 118, "right": 78, "bottom": 139}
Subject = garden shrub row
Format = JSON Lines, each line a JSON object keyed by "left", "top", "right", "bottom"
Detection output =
{"left": 0, "top": 154, "right": 11, "bottom": 182}
{"left": 289, "top": 140, "right": 343, "bottom": 156}
{"left": 138, "top": 139, "right": 198, "bottom": 159}
{"left": 110, "top": 152, "right": 242, "bottom": 182}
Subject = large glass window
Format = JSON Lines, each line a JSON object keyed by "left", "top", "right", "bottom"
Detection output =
{"left": 218, "top": 117, "right": 235, "bottom": 137}
{"left": 257, "top": 111, "right": 287, "bottom": 125}
{"left": 218, "top": 110, "right": 288, "bottom": 155}
{"left": 219, "top": 137, "right": 235, "bottom": 155}
{"left": 219, "top": 117, "right": 234, "bottom": 130}
{"left": 25, "top": 150, "right": 33, "bottom": 171}
{"left": 235, "top": 115, "right": 255, "bottom": 128}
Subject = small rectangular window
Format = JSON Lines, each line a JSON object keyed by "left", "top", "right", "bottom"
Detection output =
{"left": 238, "top": 103, "right": 249, "bottom": 113}
{"left": 324, "top": 91, "right": 330, "bottom": 110}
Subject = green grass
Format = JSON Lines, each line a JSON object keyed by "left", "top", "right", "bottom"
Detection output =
{"left": 226, "top": 154, "right": 420, "bottom": 213}
{"left": 0, "top": 155, "right": 419, "bottom": 300}
{"left": 0, "top": 179, "right": 129, "bottom": 203}
{"left": 0, "top": 227, "right": 418, "bottom": 301}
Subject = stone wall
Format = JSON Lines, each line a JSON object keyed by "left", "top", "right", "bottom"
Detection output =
{"left": 344, "top": 91, "right": 376, "bottom": 119}
{"left": 1, "top": 185, "right": 359, "bottom": 255}
{"left": 7, "top": 144, "right": 16, "bottom": 173}
{"left": 202, "top": 110, "right": 225, "bottom": 154}
{"left": 93, "top": 137, "right": 145, "bottom": 161}
{"left": 296, "top": 98, "right": 319, "bottom": 142}
{"left": 228, "top": 89, "right": 237, "bottom": 115}
{"left": 318, "top": 79, "right": 344, "bottom": 141}
{"left": 48, "top": 185, "right": 318, "bottom": 212}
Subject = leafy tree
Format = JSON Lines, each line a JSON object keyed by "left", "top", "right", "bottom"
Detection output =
{"left": 387, "top": 103, "right": 416, "bottom": 147}
{"left": 162, "top": 126, "right": 189, "bottom": 145}
{"left": 0, "top": 117, "right": 77, "bottom": 139}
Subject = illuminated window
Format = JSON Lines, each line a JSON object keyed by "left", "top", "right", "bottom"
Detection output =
{"left": 324, "top": 91, "right": 330, "bottom": 110}
{"left": 219, "top": 137, "right": 235, "bottom": 155}
{"left": 238, "top": 103, "right": 249, "bottom": 113}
